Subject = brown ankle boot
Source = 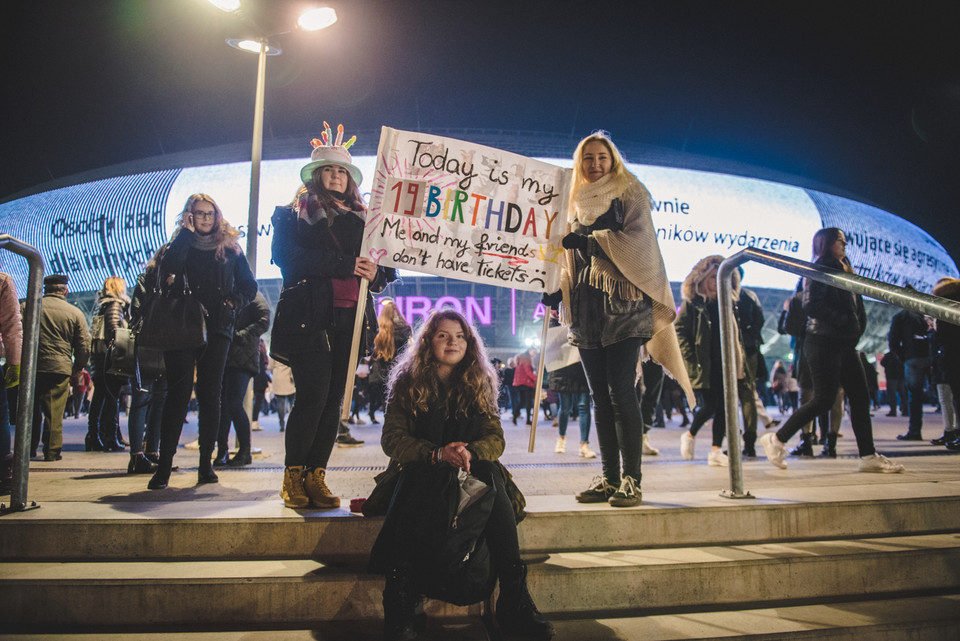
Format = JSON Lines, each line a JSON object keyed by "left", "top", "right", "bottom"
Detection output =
{"left": 303, "top": 467, "right": 340, "bottom": 509}
{"left": 281, "top": 466, "right": 310, "bottom": 508}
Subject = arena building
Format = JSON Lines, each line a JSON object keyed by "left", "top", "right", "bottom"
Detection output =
{"left": 1, "top": 129, "right": 955, "bottom": 369}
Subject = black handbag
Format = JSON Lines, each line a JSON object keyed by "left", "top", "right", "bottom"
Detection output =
{"left": 106, "top": 327, "right": 138, "bottom": 377}
{"left": 138, "top": 273, "right": 208, "bottom": 351}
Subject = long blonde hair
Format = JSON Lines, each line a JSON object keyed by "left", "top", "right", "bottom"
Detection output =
{"left": 387, "top": 310, "right": 499, "bottom": 419}
{"left": 569, "top": 132, "right": 638, "bottom": 206}
{"left": 373, "top": 300, "right": 408, "bottom": 361}
{"left": 172, "top": 194, "right": 241, "bottom": 262}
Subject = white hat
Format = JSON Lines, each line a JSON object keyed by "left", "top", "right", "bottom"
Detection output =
{"left": 300, "top": 123, "right": 362, "bottom": 186}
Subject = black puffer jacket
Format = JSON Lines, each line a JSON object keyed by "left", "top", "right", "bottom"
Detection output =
{"left": 803, "top": 255, "right": 865, "bottom": 345}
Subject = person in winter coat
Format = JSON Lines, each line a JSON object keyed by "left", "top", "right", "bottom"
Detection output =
{"left": 546, "top": 132, "right": 694, "bottom": 508}
{"left": 87, "top": 277, "right": 132, "bottom": 455}
{"left": 369, "top": 299, "right": 412, "bottom": 424}
{"left": 366, "top": 310, "right": 553, "bottom": 641}
{"left": 932, "top": 277, "right": 960, "bottom": 450}
{"left": 549, "top": 360, "right": 595, "bottom": 458}
{"left": 270, "top": 130, "right": 393, "bottom": 509}
{"left": 215, "top": 291, "right": 270, "bottom": 467}
{"left": 0, "top": 270, "right": 23, "bottom": 492}
{"left": 33, "top": 274, "right": 90, "bottom": 461}
{"left": 511, "top": 351, "right": 537, "bottom": 426}
{"left": 147, "top": 193, "right": 258, "bottom": 490}
{"left": 267, "top": 357, "right": 296, "bottom": 432}
{"left": 888, "top": 297, "right": 932, "bottom": 440}
{"left": 759, "top": 228, "right": 904, "bottom": 473}
{"left": 675, "top": 255, "right": 745, "bottom": 467}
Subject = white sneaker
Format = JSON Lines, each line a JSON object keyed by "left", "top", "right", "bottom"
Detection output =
{"left": 555, "top": 436, "right": 566, "bottom": 454}
{"left": 760, "top": 432, "right": 787, "bottom": 469}
{"left": 859, "top": 453, "right": 905, "bottom": 474}
{"left": 642, "top": 433, "right": 659, "bottom": 456}
{"left": 184, "top": 439, "right": 200, "bottom": 451}
{"left": 680, "top": 432, "right": 695, "bottom": 460}
{"left": 251, "top": 422, "right": 263, "bottom": 432}
{"left": 579, "top": 442, "right": 597, "bottom": 458}
{"left": 708, "top": 449, "right": 729, "bottom": 467}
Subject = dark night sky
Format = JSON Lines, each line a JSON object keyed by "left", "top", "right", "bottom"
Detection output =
{"left": 3, "top": 1, "right": 960, "bottom": 259}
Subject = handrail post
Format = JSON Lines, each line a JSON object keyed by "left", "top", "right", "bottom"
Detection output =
{"left": 717, "top": 255, "right": 753, "bottom": 499}
{"left": 0, "top": 234, "right": 44, "bottom": 513}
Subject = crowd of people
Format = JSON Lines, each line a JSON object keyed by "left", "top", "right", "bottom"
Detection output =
{"left": 3, "top": 128, "right": 960, "bottom": 640}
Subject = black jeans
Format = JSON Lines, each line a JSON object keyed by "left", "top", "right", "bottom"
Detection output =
{"left": 776, "top": 335, "right": 876, "bottom": 457}
{"left": 219, "top": 367, "right": 252, "bottom": 453}
{"left": 159, "top": 333, "right": 231, "bottom": 462}
{"left": 579, "top": 336, "right": 645, "bottom": 484}
{"left": 88, "top": 358, "right": 126, "bottom": 442}
{"left": 284, "top": 308, "right": 355, "bottom": 468}
{"left": 689, "top": 385, "right": 727, "bottom": 448}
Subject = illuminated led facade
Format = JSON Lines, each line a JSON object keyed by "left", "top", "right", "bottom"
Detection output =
{"left": 1, "top": 130, "right": 955, "bottom": 360}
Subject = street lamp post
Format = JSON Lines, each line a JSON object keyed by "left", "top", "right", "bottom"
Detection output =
{"left": 247, "top": 36, "right": 267, "bottom": 275}
{"left": 210, "top": 2, "right": 338, "bottom": 276}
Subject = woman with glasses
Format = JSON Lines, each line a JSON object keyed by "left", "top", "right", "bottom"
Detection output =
{"left": 147, "top": 193, "right": 257, "bottom": 490}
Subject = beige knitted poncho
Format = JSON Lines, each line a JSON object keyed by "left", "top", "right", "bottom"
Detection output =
{"left": 560, "top": 174, "right": 695, "bottom": 407}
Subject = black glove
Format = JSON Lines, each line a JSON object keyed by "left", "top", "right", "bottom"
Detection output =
{"left": 541, "top": 290, "right": 562, "bottom": 309}
{"left": 561, "top": 232, "right": 588, "bottom": 252}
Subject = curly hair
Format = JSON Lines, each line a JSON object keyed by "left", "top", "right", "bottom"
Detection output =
{"left": 386, "top": 310, "right": 500, "bottom": 419}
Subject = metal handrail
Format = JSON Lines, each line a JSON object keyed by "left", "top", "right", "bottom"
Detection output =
{"left": 717, "top": 246, "right": 960, "bottom": 499}
{"left": 0, "top": 235, "right": 44, "bottom": 513}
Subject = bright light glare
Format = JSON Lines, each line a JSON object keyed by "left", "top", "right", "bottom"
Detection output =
{"left": 237, "top": 40, "right": 263, "bottom": 53}
{"left": 207, "top": 0, "right": 241, "bottom": 12}
{"left": 297, "top": 7, "right": 337, "bottom": 31}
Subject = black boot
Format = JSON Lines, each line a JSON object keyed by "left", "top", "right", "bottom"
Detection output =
{"left": 212, "top": 449, "right": 230, "bottom": 467}
{"left": 789, "top": 432, "right": 814, "bottom": 457}
{"left": 148, "top": 453, "right": 174, "bottom": 489}
{"left": 931, "top": 431, "right": 958, "bottom": 445}
{"left": 819, "top": 432, "right": 837, "bottom": 458}
{"left": 383, "top": 566, "right": 420, "bottom": 641}
{"left": 100, "top": 424, "right": 124, "bottom": 452}
{"left": 84, "top": 426, "right": 104, "bottom": 451}
{"left": 128, "top": 452, "right": 158, "bottom": 474}
{"left": 495, "top": 561, "right": 554, "bottom": 641}
{"left": 198, "top": 450, "right": 219, "bottom": 484}
{"left": 227, "top": 447, "right": 252, "bottom": 467}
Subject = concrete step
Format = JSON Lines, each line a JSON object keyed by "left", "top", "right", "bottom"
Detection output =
{"left": 3, "top": 596, "right": 960, "bottom": 639}
{"left": 4, "top": 483, "right": 960, "bottom": 561}
{"left": 3, "top": 534, "right": 958, "bottom": 631}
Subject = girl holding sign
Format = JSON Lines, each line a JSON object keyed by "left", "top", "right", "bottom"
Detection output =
{"left": 269, "top": 127, "right": 393, "bottom": 509}
{"left": 551, "top": 132, "right": 693, "bottom": 508}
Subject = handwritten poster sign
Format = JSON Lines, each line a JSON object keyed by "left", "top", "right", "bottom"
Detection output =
{"left": 363, "top": 127, "right": 569, "bottom": 292}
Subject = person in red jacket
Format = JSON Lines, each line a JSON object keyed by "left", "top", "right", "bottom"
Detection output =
{"left": 511, "top": 351, "right": 537, "bottom": 425}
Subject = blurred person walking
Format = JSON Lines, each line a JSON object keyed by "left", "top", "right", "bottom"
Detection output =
{"left": 369, "top": 300, "right": 411, "bottom": 424}
{"left": 888, "top": 295, "right": 932, "bottom": 440}
{"left": 0, "top": 269, "right": 23, "bottom": 492}
{"left": 86, "top": 277, "right": 131, "bottom": 453}
{"left": 268, "top": 357, "right": 296, "bottom": 432}
{"left": 32, "top": 274, "right": 90, "bottom": 461}
{"left": 760, "top": 228, "right": 903, "bottom": 473}
{"left": 676, "top": 255, "right": 746, "bottom": 467}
